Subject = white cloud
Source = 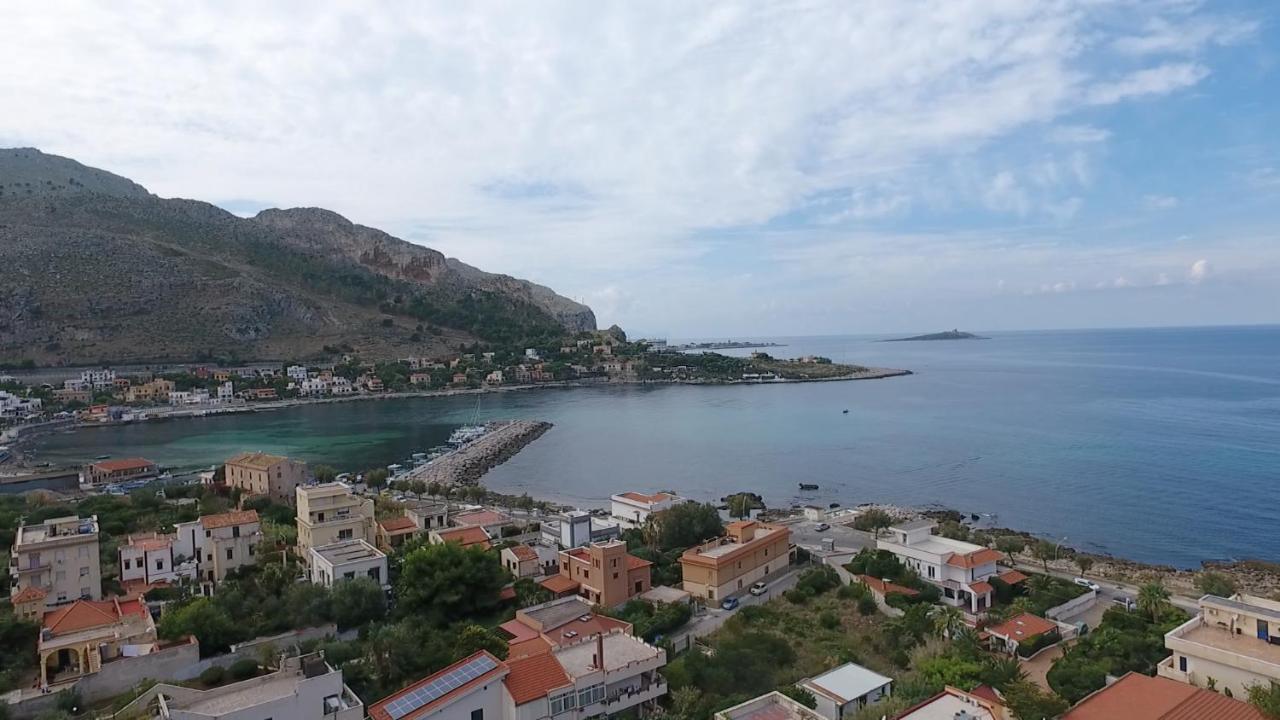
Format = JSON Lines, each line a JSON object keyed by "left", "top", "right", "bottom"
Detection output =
{"left": 1088, "top": 63, "right": 1209, "bottom": 105}
{"left": 1143, "top": 194, "right": 1179, "bottom": 209}
{"left": 1188, "top": 259, "right": 1210, "bottom": 284}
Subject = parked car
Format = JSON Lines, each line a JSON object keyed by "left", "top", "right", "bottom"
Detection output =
{"left": 1073, "top": 577, "right": 1101, "bottom": 592}
{"left": 814, "top": 522, "right": 831, "bottom": 531}
{"left": 721, "top": 597, "right": 740, "bottom": 610}
{"left": 749, "top": 582, "right": 768, "bottom": 596}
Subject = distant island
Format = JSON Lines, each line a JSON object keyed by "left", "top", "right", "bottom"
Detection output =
{"left": 885, "top": 330, "right": 988, "bottom": 342}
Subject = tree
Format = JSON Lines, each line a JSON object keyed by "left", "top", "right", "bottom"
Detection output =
{"left": 931, "top": 605, "right": 965, "bottom": 639}
{"left": 995, "top": 535, "right": 1027, "bottom": 555}
{"left": 652, "top": 502, "right": 724, "bottom": 551}
{"left": 453, "top": 624, "right": 508, "bottom": 660}
{"left": 396, "top": 542, "right": 507, "bottom": 624}
{"left": 1137, "top": 581, "right": 1170, "bottom": 622}
{"left": 779, "top": 685, "right": 817, "bottom": 709}
{"left": 1003, "top": 681, "right": 1068, "bottom": 720}
{"left": 313, "top": 465, "right": 337, "bottom": 483}
{"left": 365, "top": 468, "right": 389, "bottom": 489}
{"left": 1195, "top": 571, "right": 1237, "bottom": 598}
{"left": 1031, "top": 540, "right": 1056, "bottom": 572}
{"left": 1248, "top": 681, "right": 1280, "bottom": 719}
{"left": 981, "top": 655, "right": 1027, "bottom": 691}
{"left": 330, "top": 576, "right": 387, "bottom": 629}
{"left": 1075, "top": 556, "right": 1094, "bottom": 577}
{"left": 426, "top": 481, "right": 443, "bottom": 498}
{"left": 855, "top": 508, "right": 893, "bottom": 538}
{"left": 158, "top": 598, "right": 238, "bottom": 655}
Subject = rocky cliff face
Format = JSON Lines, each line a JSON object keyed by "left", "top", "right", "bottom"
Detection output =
{"left": 0, "top": 148, "right": 596, "bottom": 365}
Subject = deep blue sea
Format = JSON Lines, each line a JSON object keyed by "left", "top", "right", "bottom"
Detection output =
{"left": 29, "top": 325, "right": 1280, "bottom": 568}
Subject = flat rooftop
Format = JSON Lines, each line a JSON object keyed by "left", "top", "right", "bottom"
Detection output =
{"left": 16, "top": 516, "right": 98, "bottom": 545}
{"left": 897, "top": 693, "right": 995, "bottom": 720}
{"left": 555, "top": 633, "right": 660, "bottom": 679}
{"left": 312, "top": 540, "right": 384, "bottom": 565}
{"left": 696, "top": 526, "right": 784, "bottom": 558}
{"left": 521, "top": 597, "right": 596, "bottom": 630}
{"left": 883, "top": 532, "right": 985, "bottom": 557}
{"left": 1178, "top": 622, "right": 1280, "bottom": 668}
{"left": 716, "top": 692, "right": 824, "bottom": 720}
{"left": 1204, "top": 594, "right": 1280, "bottom": 623}
{"left": 888, "top": 519, "right": 937, "bottom": 532}
{"left": 176, "top": 668, "right": 353, "bottom": 716}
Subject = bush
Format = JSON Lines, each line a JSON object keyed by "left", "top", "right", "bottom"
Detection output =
{"left": 795, "top": 566, "right": 840, "bottom": 596}
{"left": 228, "top": 658, "right": 259, "bottom": 681}
{"left": 857, "top": 595, "right": 878, "bottom": 615}
{"left": 198, "top": 666, "right": 225, "bottom": 686}
{"left": 819, "top": 611, "right": 840, "bottom": 629}
{"left": 838, "top": 582, "right": 868, "bottom": 600}
{"left": 786, "top": 587, "right": 814, "bottom": 604}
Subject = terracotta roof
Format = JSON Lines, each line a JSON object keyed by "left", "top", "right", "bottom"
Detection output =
{"left": 539, "top": 575, "right": 581, "bottom": 595}
{"left": 453, "top": 509, "right": 509, "bottom": 527}
{"left": 43, "top": 599, "right": 133, "bottom": 635}
{"left": 857, "top": 574, "right": 919, "bottom": 597}
{"left": 499, "top": 619, "right": 542, "bottom": 644}
{"left": 126, "top": 533, "right": 172, "bottom": 551}
{"left": 368, "top": 651, "right": 508, "bottom": 720}
{"left": 945, "top": 548, "right": 1005, "bottom": 568}
{"left": 626, "top": 554, "right": 653, "bottom": 570}
{"left": 11, "top": 586, "right": 47, "bottom": 603}
{"left": 504, "top": 651, "right": 571, "bottom": 705}
{"left": 996, "top": 569, "right": 1029, "bottom": 584}
{"left": 434, "top": 525, "right": 491, "bottom": 548}
{"left": 986, "top": 612, "right": 1057, "bottom": 641}
{"left": 507, "top": 545, "right": 538, "bottom": 561}
{"left": 968, "top": 685, "right": 1002, "bottom": 705}
{"left": 618, "top": 491, "right": 675, "bottom": 504}
{"left": 91, "top": 457, "right": 156, "bottom": 472}
{"left": 379, "top": 516, "right": 418, "bottom": 533}
{"left": 1064, "top": 672, "right": 1267, "bottom": 720}
{"left": 499, "top": 586, "right": 517, "bottom": 601}
{"left": 507, "top": 636, "right": 554, "bottom": 660}
{"left": 201, "top": 509, "right": 259, "bottom": 530}
{"left": 225, "top": 451, "right": 288, "bottom": 469}
{"left": 969, "top": 581, "right": 994, "bottom": 595}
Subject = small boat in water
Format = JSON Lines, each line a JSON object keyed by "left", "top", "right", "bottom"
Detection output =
{"left": 842, "top": 409, "right": 849, "bottom": 414}
{"left": 798, "top": 482, "right": 819, "bottom": 490}
{"left": 94, "top": 454, "right": 111, "bottom": 460}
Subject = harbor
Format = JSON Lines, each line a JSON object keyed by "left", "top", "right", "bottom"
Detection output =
{"left": 392, "top": 419, "right": 553, "bottom": 488}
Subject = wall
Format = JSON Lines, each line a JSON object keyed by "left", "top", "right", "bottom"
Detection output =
{"left": 75, "top": 638, "right": 200, "bottom": 702}
{"left": 1045, "top": 590, "right": 1096, "bottom": 620}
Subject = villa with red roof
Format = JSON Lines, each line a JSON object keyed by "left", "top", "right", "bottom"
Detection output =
{"left": 556, "top": 540, "right": 651, "bottom": 609}
{"left": 82, "top": 457, "right": 159, "bottom": 488}
{"left": 984, "top": 612, "right": 1062, "bottom": 656}
{"left": 876, "top": 519, "right": 1006, "bottom": 614}
{"left": 609, "top": 491, "right": 680, "bottom": 527}
{"left": 377, "top": 515, "right": 421, "bottom": 551}
{"left": 38, "top": 597, "right": 160, "bottom": 688}
{"left": 430, "top": 525, "right": 492, "bottom": 550}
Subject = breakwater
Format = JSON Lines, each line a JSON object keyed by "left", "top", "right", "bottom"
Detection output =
{"left": 401, "top": 420, "right": 552, "bottom": 487}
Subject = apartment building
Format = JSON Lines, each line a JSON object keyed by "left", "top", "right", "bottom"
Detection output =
{"left": 9, "top": 515, "right": 101, "bottom": 611}
{"left": 556, "top": 540, "right": 652, "bottom": 609}
{"left": 116, "top": 652, "right": 364, "bottom": 720}
{"left": 118, "top": 532, "right": 197, "bottom": 590}
{"left": 1157, "top": 593, "right": 1280, "bottom": 698}
{"left": 197, "top": 510, "right": 262, "bottom": 583}
{"left": 82, "top": 457, "right": 159, "bottom": 488}
{"left": 680, "top": 520, "right": 792, "bottom": 602}
{"left": 225, "top": 451, "right": 308, "bottom": 505}
{"left": 609, "top": 491, "right": 679, "bottom": 528}
{"left": 296, "top": 483, "right": 376, "bottom": 564}
{"left": 309, "top": 539, "right": 388, "bottom": 589}
{"left": 875, "top": 519, "right": 1004, "bottom": 614}
{"left": 125, "top": 378, "right": 174, "bottom": 404}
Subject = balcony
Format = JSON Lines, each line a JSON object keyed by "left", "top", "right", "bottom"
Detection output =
{"left": 1156, "top": 655, "right": 1192, "bottom": 684}
{"left": 591, "top": 680, "right": 667, "bottom": 715}
{"left": 1165, "top": 617, "right": 1280, "bottom": 681}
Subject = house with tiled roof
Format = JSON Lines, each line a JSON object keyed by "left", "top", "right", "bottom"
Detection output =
{"left": 985, "top": 612, "right": 1062, "bottom": 657}
{"left": 82, "top": 457, "right": 159, "bottom": 488}
{"left": 38, "top": 597, "right": 158, "bottom": 688}
{"left": 680, "top": 521, "right": 792, "bottom": 603}
{"left": 557, "top": 540, "right": 651, "bottom": 609}
{"left": 502, "top": 544, "right": 542, "bottom": 579}
{"left": 1063, "top": 671, "right": 1267, "bottom": 720}
{"left": 430, "top": 525, "right": 492, "bottom": 550}
{"left": 609, "top": 491, "right": 680, "bottom": 528}
{"left": 451, "top": 509, "right": 513, "bottom": 537}
{"left": 876, "top": 519, "right": 1005, "bottom": 614}
{"left": 377, "top": 515, "right": 421, "bottom": 551}
{"left": 192, "top": 509, "right": 262, "bottom": 584}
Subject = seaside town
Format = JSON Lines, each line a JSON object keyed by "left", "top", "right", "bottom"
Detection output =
{"left": 1, "top": 393, "right": 1280, "bottom": 720}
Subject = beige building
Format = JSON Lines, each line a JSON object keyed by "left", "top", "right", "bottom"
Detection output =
{"left": 680, "top": 520, "right": 792, "bottom": 602}
{"left": 225, "top": 452, "right": 308, "bottom": 505}
{"left": 199, "top": 510, "right": 262, "bottom": 583}
{"left": 296, "top": 483, "right": 376, "bottom": 564}
{"left": 9, "top": 515, "right": 102, "bottom": 612}
{"left": 39, "top": 597, "right": 159, "bottom": 688}
{"left": 1158, "top": 593, "right": 1280, "bottom": 698}
{"left": 125, "top": 378, "right": 175, "bottom": 404}
{"left": 557, "top": 540, "right": 652, "bottom": 609}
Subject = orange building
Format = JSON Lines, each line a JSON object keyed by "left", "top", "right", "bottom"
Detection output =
{"left": 555, "top": 540, "right": 651, "bottom": 608}
{"left": 680, "top": 520, "right": 792, "bottom": 602}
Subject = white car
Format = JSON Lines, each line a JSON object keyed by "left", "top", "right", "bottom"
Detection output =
{"left": 749, "top": 582, "right": 768, "bottom": 596}
{"left": 1073, "top": 577, "right": 1101, "bottom": 592}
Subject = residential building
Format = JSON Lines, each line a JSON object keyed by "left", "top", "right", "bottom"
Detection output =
{"left": 226, "top": 451, "right": 308, "bottom": 505}
{"left": 80, "top": 368, "right": 116, "bottom": 389}
{"left": 502, "top": 545, "right": 541, "bottom": 579}
{"left": 38, "top": 596, "right": 159, "bottom": 688}
{"left": 680, "top": 520, "right": 792, "bottom": 602}
{"left": 875, "top": 519, "right": 1004, "bottom": 613}
{"left": 1063, "top": 671, "right": 1266, "bottom": 720}
{"left": 452, "top": 509, "right": 513, "bottom": 538}
{"left": 296, "top": 483, "right": 377, "bottom": 563}
{"left": 0, "top": 391, "right": 42, "bottom": 420}
{"left": 118, "top": 532, "right": 197, "bottom": 590}
{"left": 198, "top": 510, "right": 262, "bottom": 583}
{"left": 556, "top": 540, "right": 652, "bottom": 608}
{"left": 53, "top": 388, "right": 92, "bottom": 405}
{"left": 125, "top": 378, "right": 174, "bottom": 404}
{"left": 406, "top": 501, "right": 449, "bottom": 531}
{"left": 9, "top": 515, "right": 101, "bottom": 611}
{"left": 216, "top": 381, "right": 234, "bottom": 402}
{"left": 798, "top": 662, "right": 893, "bottom": 720}
{"left": 377, "top": 516, "right": 420, "bottom": 551}
{"left": 542, "top": 510, "right": 621, "bottom": 549}
{"left": 892, "top": 686, "right": 1009, "bottom": 720}
{"left": 716, "top": 692, "right": 825, "bottom": 720}
{"left": 609, "top": 491, "right": 679, "bottom": 527}
{"left": 169, "top": 388, "right": 210, "bottom": 405}
{"left": 430, "top": 525, "right": 491, "bottom": 550}
{"left": 499, "top": 597, "right": 632, "bottom": 651}
{"left": 1157, "top": 593, "right": 1280, "bottom": 698}
{"left": 985, "top": 612, "right": 1061, "bottom": 656}
{"left": 309, "top": 539, "right": 388, "bottom": 589}
{"left": 410, "top": 372, "right": 431, "bottom": 386}
{"left": 287, "top": 364, "right": 309, "bottom": 382}
{"left": 82, "top": 457, "right": 159, "bottom": 487}
{"left": 484, "top": 370, "right": 504, "bottom": 385}
{"left": 118, "top": 651, "right": 362, "bottom": 720}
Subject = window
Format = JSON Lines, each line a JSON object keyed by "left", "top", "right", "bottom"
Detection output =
{"left": 344, "top": 571, "right": 355, "bottom": 580}
{"left": 1179, "top": 656, "right": 1187, "bottom": 672}
{"left": 205, "top": 530, "right": 211, "bottom": 538}
{"left": 368, "top": 567, "right": 381, "bottom": 583}
{"left": 550, "top": 690, "right": 577, "bottom": 715}
{"left": 232, "top": 526, "right": 240, "bottom": 538}
{"left": 155, "top": 559, "right": 163, "bottom": 570}
{"left": 927, "top": 566, "right": 935, "bottom": 579}
{"left": 207, "top": 553, "right": 213, "bottom": 562}
{"left": 248, "top": 545, "right": 255, "bottom": 556}
{"left": 613, "top": 572, "right": 619, "bottom": 580}
{"left": 123, "top": 559, "right": 131, "bottom": 570}
{"left": 317, "top": 512, "right": 326, "bottom": 523}
{"left": 80, "top": 566, "right": 90, "bottom": 577}
{"left": 471, "top": 710, "right": 483, "bottom": 720}
{"left": 79, "top": 546, "right": 89, "bottom": 559}
{"left": 338, "top": 529, "right": 353, "bottom": 540}
{"left": 577, "top": 684, "right": 605, "bottom": 707}
{"left": 226, "top": 547, "right": 234, "bottom": 560}
{"left": 80, "top": 586, "right": 91, "bottom": 597}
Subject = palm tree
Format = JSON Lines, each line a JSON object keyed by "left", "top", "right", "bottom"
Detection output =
{"left": 1137, "top": 581, "right": 1171, "bottom": 622}
{"left": 1075, "top": 555, "right": 1094, "bottom": 577}
{"left": 932, "top": 605, "right": 966, "bottom": 639}
{"left": 1026, "top": 573, "right": 1055, "bottom": 597}
{"left": 982, "top": 655, "right": 1028, "bottom": 691}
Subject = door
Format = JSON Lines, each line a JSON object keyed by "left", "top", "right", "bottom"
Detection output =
{"left": 1259, "top": 619, "right": 1270, "bottom": 641}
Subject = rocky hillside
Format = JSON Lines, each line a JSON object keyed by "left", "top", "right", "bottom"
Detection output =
{"left": 0, "top": 148, "right": 595, "bottom": 365}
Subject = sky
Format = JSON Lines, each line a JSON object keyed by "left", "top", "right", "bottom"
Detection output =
{"left": 3, "top": 1, "right": 1279, "bottom": 337}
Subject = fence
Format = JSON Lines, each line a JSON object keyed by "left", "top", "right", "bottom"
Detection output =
{"left": 1046, "top": 589, "right": 1097, "bottom": 620}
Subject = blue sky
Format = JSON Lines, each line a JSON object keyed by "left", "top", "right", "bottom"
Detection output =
{"left": 3, "top": 1, "right": 1278, "bottom": 336}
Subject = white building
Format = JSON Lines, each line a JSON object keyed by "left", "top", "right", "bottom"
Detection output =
{"left": 81, "top": 368, "right": 116, "bottom": 389}
{"left": 876, "top": 520, "right": 1005, "bottom": 614}
{"left": 169, "top": 389, "right": 211, "bottom": 406}
{"left": 216, "top": 381, "right": 234, "bottom": 402}
{"left": 300, "top": 378, "right": 328, "bottom": 396}
{"left": 609, "top": 491, "right": 679, "bottom": 528}
{"left": 118, "top": 533, "right": 198, "bottom": 589}
{"left": 1158, "top": 593, "right": 1280, "bottom": 699}
{"left": 798, "top": 662, "right": 893, "bottom": 720}
{"left": 0, "top": 391, "right": 42, "bottom": 420}
{"left": 541, "top": 511, "right": 621, "bottom": 549}
{"left": 117, "top": 651, "right": 363, "bottom": 720}
{"left": 308, "top": 539, "right": 388, "bottom": 589}
{"left": 286, "top": 365, "right": 309, "bottom": 383}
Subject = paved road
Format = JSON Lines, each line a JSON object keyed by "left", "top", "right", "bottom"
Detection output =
{"left": 784, "top": 517, "right": 876, "bottom": 554}
{"left": 667, "top": 568, "right": 801, "bottom": 649}
{"left": 1008, "top": 559, "right": 1200, "bottom": 617}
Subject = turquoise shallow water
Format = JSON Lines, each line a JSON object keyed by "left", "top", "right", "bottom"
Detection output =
{"left": 28, "top": 325, "right": 1280, "bottom": 568}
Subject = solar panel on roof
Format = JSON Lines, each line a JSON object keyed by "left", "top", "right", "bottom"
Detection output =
{"left": 383, "top": 655, "right": 499, "bottom": 720}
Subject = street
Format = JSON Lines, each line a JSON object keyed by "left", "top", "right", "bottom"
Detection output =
{"left": 666, "top": 568, "right": 801, "bottom": 650}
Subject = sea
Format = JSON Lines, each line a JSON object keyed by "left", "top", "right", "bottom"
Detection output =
{"left": 24, "top": 325, "right": 1280, "bottom": 569}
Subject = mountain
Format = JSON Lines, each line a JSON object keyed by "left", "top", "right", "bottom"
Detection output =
{"left": 0, "top": 148, "right": 595, "bottom": 365}
{"left": 884, "top": 330, "right": 988, "bottom": 342}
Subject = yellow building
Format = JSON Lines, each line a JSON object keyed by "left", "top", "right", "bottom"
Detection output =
{"left": 679, "top": 521, "right": 792, "bottom": 602}
{"left": 225, "top": 451, "right": 307, "bottom": 505}
{"left": 9, "top": 515, "right": 102, "bottom": 612}
{"left": 296, "top": 483, "right": 376, "bottom": 565}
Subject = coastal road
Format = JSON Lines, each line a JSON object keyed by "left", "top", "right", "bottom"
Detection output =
{"left": 1008, "top": 559, "right": 1200, "bottom": 616}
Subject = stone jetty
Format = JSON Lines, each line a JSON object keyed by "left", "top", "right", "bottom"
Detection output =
{"left": 403, "top": 420, "right": 552, "bottom": 487}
